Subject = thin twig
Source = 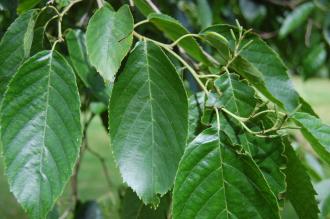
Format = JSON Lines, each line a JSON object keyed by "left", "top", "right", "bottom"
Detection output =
{"left": 145, "top": 0, "right": 160, "bottom": 13}
{"left": 86, "top": 146, "right": 112, "bottom": 188}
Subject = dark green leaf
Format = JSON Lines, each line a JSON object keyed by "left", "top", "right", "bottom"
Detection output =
{"left": 203, "top": 25, "right": 300, "bottom": 112}
{"left": 30, "top": 26, "right": 46, "bottom": 55}
{"left": 109, "top": 41, "right": 188, "bottom": 205}
{"left": 173, "top": 128, "right": 280, "bottom": 219}
{"left": 66, "top": 29, "right": 111, "bottom": 104}
{"left": 17, "top": 0, "right": 40, "bottom": 14}
{"left": 121, "top": 188, "right": 170, "bottom": 219}
{"left": 86, "top": 5, "right": 133, "bottom": 82}
{"left": 134, "top": 0, "right": 156, "bottom": 17}
{"left": 0, "top": 9, "right": 38, "bottom": 102}
{"left": 148, "top": 13, "right": 210, "bottom": 65}
{"left": 0, "top": 50, "right": 82, "bottom": 218}
{"left": 188, "top": 93, "right": 205, "bottom": 142}
{"left": 284, "top": 142, "right": 319, "bottom": 219}
{"left": 292, "top": 112, "right": 330, "bottom": 165}
{"left": 279, "top": 2, "right": 315, "bottom": 38}
{"left": 213, "top": 72, "right": 256, "bottom": 117}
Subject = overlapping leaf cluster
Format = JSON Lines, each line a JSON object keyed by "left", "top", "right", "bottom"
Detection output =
{"left": 0, "top": 1, "right": 329, "bottom": 218}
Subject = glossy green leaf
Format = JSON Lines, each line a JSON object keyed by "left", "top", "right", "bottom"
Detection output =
{"left": 196, "top": 0, "right": 212, "bottom": 29}
{"left": 284, "top": 142, "right": 319, "bottom": 219}
{"left": 173, "top": 128, "right": 280, "bottom": 219}
{"left": 17, "top": 0, "right": 40, "bottom": 14}
{"left": 279, "top": 2, "right": 315, "bottom": 38}
{"left": 121, "top": 189, "right": 170, "bottom": 219}
{"left": 221, "top": 113, "right": 286, "bottom": 199}
{"left": 203, "top": 25, "right": 300, "bottom": 112}
{"left": 213, "top": 72, "right": 256, "bottom": 117}
{"left": 66, "top": 29, "right": 111, "bottom": 104}
{"left": 148, "top": 13, "right": 210, "bottom": 65}
{"left": 109, "top": 41, "right": 188, "bottom": 205}
{"left": 0, "top": 9, "right": 38, "bottom": 102}
{"left": 0, "top": 50, "right": 82, "bottom": 218}
{"left": 241, "top": 133, "right": 286, "bottom": 199}
{"left": 86, "top": 5, "right": 133, "bottom": 82}
{"left": 292, "top": 112, "right": 330, "bottom": 165}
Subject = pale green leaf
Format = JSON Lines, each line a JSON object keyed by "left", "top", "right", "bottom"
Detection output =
{"left": 0, "top": 9, "right": 38, "bottom": 102}
{"left": 109, "top": 41, "right": 188, "bottom": 205}
{"left": 0, "top": 50, "right": 82, "bottom": 219}
{"left": 173, "top": 128, "right": 280, "bottom": 219}
{"left": 279, "top": 2, "right": 315, "bottom": 38}
{"left": 66, "top": 29, "right": 111, "bottom": 103}
{"left": 292, "top": 112, "right": 330, "bottom": 165}
{"left": 284, "top": 142, "right": 319, "bottom": 219}
{"left": 148, "top": 13, "right": 210, "bottom": 65}
{"left": 86, "top": 5, "right": 133, "bottom": 82}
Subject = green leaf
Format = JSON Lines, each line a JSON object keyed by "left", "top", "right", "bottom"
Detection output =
{"left": 74, "top": 201, "right": 103, "bottom": 219}
{"left": 30, "top": 26, "right": 46, "bottom": 55}
{"left": 302, "top": 43, "right": 327, "bottom": 78}
{"left": 196, "top": 0, "right": 212, "bottom": 29}
{"left": 134, "top": 0, "right": 156, "bottom": 17}
{"left": 148, "top": 13, "right": 210, "bottom": 65}
{"left": 66, "top": 29, "right": 111, "bottom": 104}
{"left": 173, "top": 128, "right": 280, "bottom": 219}
{"left": 0, "top": 50, "right": 82, "bottom": 218}
{"left": 0, "top": 9, "right": 38, "bottom": 102}
{"left": 292, "top": 112, "right": 330, "bottom": 165}
{"left": 17, "top": 0, "right": 40, "bottom": 14}
{"left": 109, "top": 41, "right": 188, "bottom": 205}
{"left": 200, "top": 31, "right": 229, "bottom": 60}
{"left": 121, "top": 189, "right": 170, "bottom": 219}
{"left": 188, "top": 93, "right": 204, "bottom": 142}
{"left": 213, "top": 72, "right": 256, "bottom": 117}
{"left": 241, "top": 133, "right": 286, "bottom": 199}
{"left": 279, "top": 2, "right": 315, "bottom": 38}
{"left": 86, "top": 5, "right": 133, "bottom": 82}
{"left": 203, "top": 25, "right": 300, "bottom": 112}
{"left": 284, "top": 142, "right": 319, "bottom": 219}
{"left": 220, "top": 113, "right": 286, "bottom": 199}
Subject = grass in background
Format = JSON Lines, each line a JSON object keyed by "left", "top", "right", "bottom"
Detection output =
{"left": 0, "top": 78, "right": 329, "bottom": 218}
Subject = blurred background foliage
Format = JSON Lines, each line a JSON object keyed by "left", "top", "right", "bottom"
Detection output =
{"left": 0, "top": 0, "right": 330, "bottom": 218}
